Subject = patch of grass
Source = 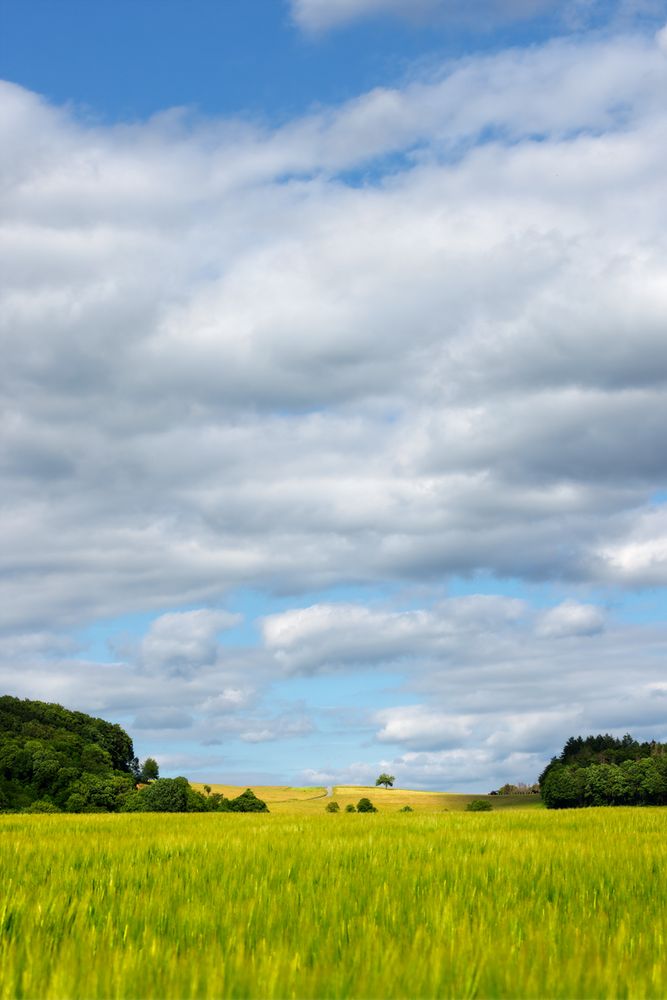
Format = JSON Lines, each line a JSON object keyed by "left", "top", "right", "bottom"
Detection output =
{"left": 1, "top": 809, "right": 666, "bottom": 998}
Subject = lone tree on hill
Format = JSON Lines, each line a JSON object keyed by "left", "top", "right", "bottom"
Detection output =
{"left": 375, "top": 773, "right": 395, "bottom": 789}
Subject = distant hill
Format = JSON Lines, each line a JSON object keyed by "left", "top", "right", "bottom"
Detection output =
{"left": 0, "top": 695, "right": 137, "bottom": 812}
{"left": 0, "top": 695, "right": 269, "bottom": 814}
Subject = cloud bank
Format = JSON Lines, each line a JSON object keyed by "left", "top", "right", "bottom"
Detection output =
{"left": 1, "top": 21, "right": 666, "bottom": 786}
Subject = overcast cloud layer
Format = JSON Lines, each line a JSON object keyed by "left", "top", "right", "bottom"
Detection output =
{"left": 1, "top": 19, "right": 666, "bottom": 788}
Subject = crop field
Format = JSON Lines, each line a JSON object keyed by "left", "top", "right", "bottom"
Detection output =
{"left": 190, "top": 783, "right": 542, "bottom": 814}
{"left": 2, "top": 808, "right": 666, "bottom": 999}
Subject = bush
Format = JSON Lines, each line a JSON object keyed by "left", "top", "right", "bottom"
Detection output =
{"left": 466, "top": 799, "right": 492, "bottom": 812}
{"left": 227, "top": 788, "right": 269, "bottom": 813}
{"left": 326, "top": 800, "right": 340, "bottom": 812}
{"left": 22, "top": 799, "right": 60, "bottom": 813}
{"left": 399, "top": 805, "right": 413, "bottom": 812}
{"left": 356, "top": 797, "right": 377, "bottom": 813}
{"left": 345, "top": 804, "right": 356, "bottom": 813}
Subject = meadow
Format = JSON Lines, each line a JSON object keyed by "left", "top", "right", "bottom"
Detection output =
{"left": 2, "top": 806, "right": 667, "bottom": 999}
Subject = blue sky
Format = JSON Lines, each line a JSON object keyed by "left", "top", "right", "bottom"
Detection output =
{"left": 1, "top": 0, "right": 666, "bottom": 791}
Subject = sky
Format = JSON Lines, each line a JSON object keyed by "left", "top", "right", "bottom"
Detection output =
{"left": 1, "top": 0, "right": 666, "bottom": 792}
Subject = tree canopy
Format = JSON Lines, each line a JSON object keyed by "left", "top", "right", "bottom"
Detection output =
{"left": 539, "top": 733, "right": 667, "bottom": 809}
{"left": 0, "top": 696, "right": 268, "bottom": 814}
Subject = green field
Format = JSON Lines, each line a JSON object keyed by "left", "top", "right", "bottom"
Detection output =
{"left": 2, "top": 808, "right": 666, "bottom": 999}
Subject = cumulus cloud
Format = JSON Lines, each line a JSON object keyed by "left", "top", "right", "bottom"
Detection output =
{"left": 374, "top": 705, "right": 474, "bottom": 748}
{"left": 535, "top": 600, "right": 606, "bottom": 638}
{"left": 137, "top": 609, "right": 241, "bottom": 675}
{"left": 262, "top": 596, "right": 525, "bottom": 672}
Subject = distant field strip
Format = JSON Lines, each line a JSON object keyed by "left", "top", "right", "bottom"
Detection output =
{"left": 190, "top": 783, "right": 328, "bottom": 803}
{"left": 2, "top": 809, "right": 666, "bottom": 999}
{"left": 191, "top": 784, "right": 542, "bottom": 813}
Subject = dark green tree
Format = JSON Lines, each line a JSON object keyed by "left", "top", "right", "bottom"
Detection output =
{"left": 139, "top": 757, "right": 160, "bottom": 782}
{"left": 375, "top": 773, "right": 395, "bottom": 789}
{"left": 356, "top": 797, "right": 377, "bottom": 813}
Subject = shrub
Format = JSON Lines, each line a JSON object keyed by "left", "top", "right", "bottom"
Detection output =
{"left": 399, "top": 805, "right": 413, "bottom": 812}
{"left": 356, "top": 797, "right": 377, "bottom": 813}
{"left": 466, "top": 799, "right": 492, "bottom": 812}
{"left": 345, "top": 804, "right": 356, "bottom": 813}
{"left": 326, "top": 801, "right": 340, "bottom": 812}
{"left": 22, "top": 800, "right": 60, "bottom": 813}
{"left": 227, "top": 788, "right": 269, "bottom": 813}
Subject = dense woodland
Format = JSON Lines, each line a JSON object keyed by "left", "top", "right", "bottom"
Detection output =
{"left": 0, "top": 696, "right": 267, "bottom": 813}
{"left": 539, "top": 734, "right": 667, "bottom": 808}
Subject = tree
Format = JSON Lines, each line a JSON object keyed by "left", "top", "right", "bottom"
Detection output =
{"left": 356, "top": 797, "right": 377, "bottom": 813}
{"left": 227, "top": 788, "right": 269, "bottom": 813}
{"left": 326, "top": 801, "right": 340, "bottom": 812}
{"left": 375, "top": 773, "right": 395, "bottom": 789}
{"left": 140, "top": 758, "right": 159, "bottom": 782}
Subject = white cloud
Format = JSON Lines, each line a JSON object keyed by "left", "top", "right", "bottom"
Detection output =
{"left": 262, "top": 596, "right": 525, "bottom": 673}
{"left": 536, "top": 600, "right": 606, "bottom": 638}
{"left": 138, "top": 609, "right": 241, "bottom": 675}
{"left": 374, "top": 705, "right": 474, "bottom": 748}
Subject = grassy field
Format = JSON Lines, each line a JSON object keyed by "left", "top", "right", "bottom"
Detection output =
{"left": 190, "top": 783, "right": 542, "bottom": 814}
{"left": 2, "top": 808, "right": 666, "bottom": 999}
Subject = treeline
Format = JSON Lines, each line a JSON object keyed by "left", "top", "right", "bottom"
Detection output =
{"left": 540, "top": 733, "right": 667, "bottom": 809}
{"left": 0, "top": 696, "right": 267, "bottom": 814}
{"left": 490, "top": 782, "right": 540, "bottom": 796}
{"left": 122, "top": 779, "right": 268, "bottom": 813}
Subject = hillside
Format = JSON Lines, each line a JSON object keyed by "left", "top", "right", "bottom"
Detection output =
{"left": 191, "top": 783, "right": 542, "bottom": 814}
{"left": 0, "top": 695, "right": 137, "bottom": 812}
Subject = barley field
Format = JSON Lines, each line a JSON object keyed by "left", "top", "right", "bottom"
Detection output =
{"left": 1, "top": 808, "right": 666, "bottom": 999}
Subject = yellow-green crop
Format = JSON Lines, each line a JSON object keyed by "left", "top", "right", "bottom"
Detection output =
{"left": 1, "top": 808, "right": 666, "bottom": 999}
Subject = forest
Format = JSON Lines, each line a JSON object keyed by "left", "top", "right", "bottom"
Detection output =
{"left": 0, "top": 696, "right": 267, "bottom": 813}
{"left": 539, "top": 733, "right": 667, "bottom": 808}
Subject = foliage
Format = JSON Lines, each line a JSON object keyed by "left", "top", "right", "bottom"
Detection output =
{"left": 345, "top": 804, "right": 356, "bottom": 812}
{"left": 541, "top": 757, "right": 667, "bottom": 809}
{"left": 226, "top": 788, "right": 269, "bottom": 813}
{"left": 326, "top": 800, "right": 340, "bottom": 812}
{"left": 122, "top": 779, "right": 268, "bottom": 814}
{"left": 539, "top": 733, "right": 667, "bottom": 786}
{"left": 399, "top": 805, "right": 413, "bottom": 812}
{"left": 466, "top": 799, "right": 492, "bottom": 812}
{"left": 0, "top": 695, "right": 137, "bottom": 812}
{"left": 375, "top": 773, "right": 395, "bottom": 789}
{"left": 491, "top": 782, "right": 540, "bottom": 795}
{"left": 140, "top": 757, "right": 160, "bottom": 782}
{"left": 3, "top": 810, "right": 667, "bottom": 999}
{"left": 539, "top": 733, "right": 667, "bottom": 809}
{"left": 356, "top": 797, "right": 377, "bottom": 813}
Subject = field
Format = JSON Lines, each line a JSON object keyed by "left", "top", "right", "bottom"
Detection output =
{"left": 190, "top": 783, "right": 542, "bottom": 814}
{"left": 2, "top": 808, "right": 667, "bottom": 999}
